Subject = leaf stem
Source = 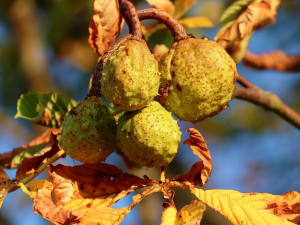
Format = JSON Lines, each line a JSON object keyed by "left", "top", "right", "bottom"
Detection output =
{"left": 137, "top": 8, "right": 188, "bottom": 42}
{"left": 160, "top": 166, "right": 166, "bottom": 183}
{"left": 119, "top": 0, "right": 143, "bottom": 39}
{"left": 6, "top": 149, "right": 65, "bottom": 193}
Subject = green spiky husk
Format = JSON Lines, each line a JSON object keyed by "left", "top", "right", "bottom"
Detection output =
{"left": 101, "top": 40, "right": 160, "bottom": 111}
{"left": 117, "top": 101, "right": 181, "bottom": 167}
{"left": 159, "top": 38, "right": 237, "bottom": 122}
{"left": 61, "top": 96, "right": 117, "bottom": 163}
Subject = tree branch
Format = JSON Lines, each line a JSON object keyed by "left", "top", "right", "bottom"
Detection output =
{"left": 243, "top": 50, "right": 300, "bottom": 72}
{"left": 233, "top": 86, "right": 300, "bottom": 129}
{"left": 137, "top": 8, "right": 188, "bottom": 41}
{"left": 237, "top": 73, "right": 259, "bottom": 90}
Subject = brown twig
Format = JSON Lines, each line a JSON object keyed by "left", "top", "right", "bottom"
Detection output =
{"left": 119, "top": 0, "right": 143, "bottom": 39}
{"left": 137, "top": 8, "right": 188, "bottom": 42}
{"left": 237, "top": 73, "right": 259, "bottom": 90}
{"left": 243, "top": 50, "right": 300, "bottom": 72}
{"left": 233, "top": 85, "right": 300, "bottom": 129}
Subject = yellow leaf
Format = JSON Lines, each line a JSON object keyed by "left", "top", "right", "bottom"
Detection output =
{"left": 19, "top": 180, "right": 52, "bottom": 199}
{"left": 0, "top": 188, "right": 8, "bottom": 208}
{"left": 177, "top": 200, "right": 205, "bottom": 224}
{"left": 0, "top": 168, "right": 10, "bottom": 208}
{"left": 146, "top": 0, "right": 175, "bottom": 14}
{"left": 192, "top": 188, "right": 298, "bottom": 225}
{"left": 179, "top": 17, "right": 214, "bottom": 28}
{"left": 27, "top": 179, "right": 53, "bottom": 193}
{"left": 161, "top": 201, "right": 205, "bottom": 225}
{"left": 174, "top": 0, "right": 197, "bottom": 18}
{"left": 161, "top": 205, "right": 179, "bottom": 225}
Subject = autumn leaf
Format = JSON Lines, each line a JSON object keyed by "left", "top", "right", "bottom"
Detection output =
{"left": 88, "top": 0, "right": 124, "bottom": 55}
{"left": 0, "top": 168, "right": 10, "bottom": 208}
{"left": 174, "top": 0, "right": 197, "bottom": 18}
{"left": 161, "top": 201, "right": 206, "bottom": 225}
{"left": 179, "top": 17, "right": 214, "bottom": 28}
{"left": 48, "top": 164, "right": 156, "bottom": 225}
{"left": 49, "top": 163, "right": 153, "bottom": 198}
{"left": 215, "top": 1, "right": 279, "bottom": 62}
{"left": 192, "top": 188, "right": 299, "bottom": 225}
{"left": 219, "top": 0, "right": 253, "bottom": 26}
{"left": 20, "top": 181, "right": 82, "bottom": 225}
{"left": 16, "top": 132, "right": 61, "bottom": 181}
{"left": 0, "top": 129, "right": 58, "bottom": 169}
{"left": 243, "top": 50, "right": 300, "bottom": 72}
{"left": 176, "top": 128, "right": 212, "bottom": 186}
{"left": 161, "top": 204, "right": 178, "bottom": 225}
{"left": 146, "top": 0, "right": 175, "bottom": 14}
{"left": 20, "top": 166, "right": 152, "bottom": 225}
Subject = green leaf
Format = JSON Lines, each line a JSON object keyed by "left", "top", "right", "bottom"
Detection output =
{"left": 10, "top": 143, "right": 47, "bottom": 168}
{"left": 219, "top": 0, "right": 253, "bottom": 26}
{"left": 15, "top": 92, "right": 77, "bottom": 128}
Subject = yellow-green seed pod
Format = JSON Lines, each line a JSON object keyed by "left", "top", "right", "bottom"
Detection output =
{"left": 117, "top": 101, "right": 181, "bottom": 167}
{"left": 159, "top": 38, "right": 237, "bottom": 122}
{"left": 61, "top": 96, "right": 116, "bottom": 163}
{"left": 101, "top": 40, "right": 160, "bottom": 111}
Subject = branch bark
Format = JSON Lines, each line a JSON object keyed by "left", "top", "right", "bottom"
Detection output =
{"left": 243, "top": 50, "right": 300, "bottom": 72}
{"left": 233, "top": 85, "right": 300, "bottom": 129}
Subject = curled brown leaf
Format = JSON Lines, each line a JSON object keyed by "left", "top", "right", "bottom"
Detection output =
{"left": 216, "top": 0, "right": 279, "bottom": 60}
{"left": 50, "top": 163, "right": 153, "bottom": 198}
{"left": 176, "top": 128, "right": 212, "bottom": 186}
{"left": 16, "top": 132, "right": 61, "bottom": 181}
{"left": 88, "top": 0, "right": 124, "bottom": 55}
{"left": 32, "top": 183, "right": 82, "bottom": 225}
{"left": 0, "top": 129, "right": 58, "bottom": 168}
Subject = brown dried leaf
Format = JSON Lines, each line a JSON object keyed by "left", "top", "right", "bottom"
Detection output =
{"left": 27, "top": 181, "right": 83, "bottom": 225}
{"left": 50, "top": 163, "right": 153, "bottom": 198}
{"left": 75, "top": 187, "right": 157, "bottom": 225}
{"left": 0, "top": 129, "right": 57, "bottom": 168}
{"left": 16, "top": 132, "right": 61, "bottom": 180}
{"left": 146, "top": 0, "right": 175, "bottom": 14}
{"left": 0, "top": 168, "right": 9, "bottom": 183}
{"left": 216, "top": 1, "right": 278, "bottom": 58}
{"left": 244, "top": 50, "right": 300, "bottom": 72}
{"left": 48, "top": 165, "right": 157, "bottom": 225}
{"left": 153, "top": 44, "right": 169, "bottom": 61}
{"left": 88, "top": 0, "right": 123, "bottom": 55}
{"left": 177, "top": 128, "right": 212, "bottom": 186}
{"left": 0, "top": 168, "right": 10, "bottom": 208}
